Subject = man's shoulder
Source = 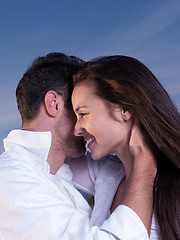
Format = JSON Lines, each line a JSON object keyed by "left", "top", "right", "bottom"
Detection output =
{"left": 0, "top": 148, "right": 18, "bottom": 166}
{"left": 0, "top": 146, "right": 43, "bottom": 180}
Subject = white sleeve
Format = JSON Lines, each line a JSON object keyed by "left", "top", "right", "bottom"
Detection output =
{"left": 0, "top": 164, "right": 148, "bottom": 240}
{"left": 87, "top": 154, "right": 126, "bottom": 226}
{"left": 100, "top": 205, "right": 149, "bottom": 240}
{"left": 67, "top": 155, "right": 95, "bottom": 195}
{"left": 66, "top": 154, "right": 149, "bottom": 239}
{"left": 0, "top": 181, "right": 149, "bottom": 240}
{"left": 68, "top": 153, "right": 126, "bottom": 226}
{"left": 68, "top": 153, "right": 124, "bottom": 195}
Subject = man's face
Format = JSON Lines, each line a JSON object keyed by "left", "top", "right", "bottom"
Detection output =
{"left": 55, "top": 104, "right": 86, "bottom": 159}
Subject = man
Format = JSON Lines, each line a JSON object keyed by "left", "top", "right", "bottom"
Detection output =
{"left": 0, "top": 53, "right": 155, "bottom": 239}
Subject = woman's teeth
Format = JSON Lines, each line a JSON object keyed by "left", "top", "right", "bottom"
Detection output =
{"left": 86, "top": 137, "right": 94, "bottom": 145}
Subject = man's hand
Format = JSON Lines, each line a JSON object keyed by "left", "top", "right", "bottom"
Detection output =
{"left": 129, "top": 117, "right": 157, "bottom": 177}
{"left": 122, "top": 117, "right": 157, "bottom": 235}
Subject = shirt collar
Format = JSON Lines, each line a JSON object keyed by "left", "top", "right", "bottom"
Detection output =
{"left": 4, "top": 129, "right": 52, "bottom": 166}
{"left": 3, "top": 130, "right": 73, "bottom": 180}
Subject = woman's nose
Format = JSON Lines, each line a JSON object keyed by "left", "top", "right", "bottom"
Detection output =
{"left": 74, "top": 120, "right": 83, "bottom": 137}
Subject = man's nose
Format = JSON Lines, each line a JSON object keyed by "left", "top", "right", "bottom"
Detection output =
{"left": 74, "top": 121, "right": 83, "bottom": 137}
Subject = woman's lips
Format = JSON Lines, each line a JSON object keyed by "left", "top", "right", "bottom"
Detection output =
{"left": 86, "top": 137, "right": 95, "bottom": 149}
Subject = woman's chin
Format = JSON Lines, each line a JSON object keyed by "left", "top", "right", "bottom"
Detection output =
{"left": 91, "top": 151, "right": 106, "bottom": 160}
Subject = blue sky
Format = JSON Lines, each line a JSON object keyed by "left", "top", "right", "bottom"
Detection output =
{"left": 0, "top": 0, "right": 180, "bottom": 153}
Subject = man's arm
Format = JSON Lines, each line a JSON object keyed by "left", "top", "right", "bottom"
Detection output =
{"left": 111, "top": 118, "right": 157, "bottom": 235}
{"left": 0, "top": 164, "right": 149, "bottom": 240}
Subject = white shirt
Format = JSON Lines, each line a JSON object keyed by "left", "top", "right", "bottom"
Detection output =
{"left": 0, "top": 130, "right": 149, "bottom": 240}
{"left": 70, "top": 150, "right": 159, "bottom": 239}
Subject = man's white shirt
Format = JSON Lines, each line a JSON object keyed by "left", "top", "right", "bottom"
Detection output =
{"left": 0, "top": 130, "right": 151, "bottom": 240}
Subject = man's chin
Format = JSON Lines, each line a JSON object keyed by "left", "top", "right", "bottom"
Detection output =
{"left": 67, "top": 144, "right": 86, "bottom": 159}
{"left": 72, "top": 147, "right": 86, "bottom": 158}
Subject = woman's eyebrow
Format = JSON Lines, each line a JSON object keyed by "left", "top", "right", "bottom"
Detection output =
{"left": 75, "top": 105, "right": 89, "bottom": 113}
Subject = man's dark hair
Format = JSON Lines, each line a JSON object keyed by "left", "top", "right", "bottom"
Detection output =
{"left": 16, "top": 52, "right": 84, "bottom": 121}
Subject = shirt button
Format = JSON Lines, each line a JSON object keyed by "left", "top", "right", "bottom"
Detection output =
{"left": 42, "top": 163, "right": 50, "bottom": 173}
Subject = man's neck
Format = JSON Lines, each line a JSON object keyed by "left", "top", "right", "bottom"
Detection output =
{"left": 47, "top": 144, "right": 65, "bottom": 175}
{"left": 22, "top": 121, "right": 65, "bottom": 175}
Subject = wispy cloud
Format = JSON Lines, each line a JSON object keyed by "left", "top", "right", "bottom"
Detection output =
{"left": 80, "top": 1, "right": 180, "bottom": 59}
{"left": 79, "top": 1, "right": 180, "bottom": 107}
{"left": 116, "top": 1, "right": 180, "bottom": 53}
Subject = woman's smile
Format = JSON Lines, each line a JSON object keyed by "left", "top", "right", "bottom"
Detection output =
{"left": 72, "top": 82, "right": 133, "bottom": 160}
{"left": 86, "top": 136, "right": 95, "bottom": 150}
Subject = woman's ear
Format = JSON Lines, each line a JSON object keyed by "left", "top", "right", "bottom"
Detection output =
{"left": 111, "top": 103, "right": 132, "bottom": 122}
{"left": 121, "top": 109, "right": 132, "bottom": 121}
{"left": 44, "top": 91, "right": 63, "bottom": 117}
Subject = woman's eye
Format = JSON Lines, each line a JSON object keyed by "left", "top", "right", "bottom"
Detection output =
{"left": 79, "top": 113, "right": 88, "bottom": 118}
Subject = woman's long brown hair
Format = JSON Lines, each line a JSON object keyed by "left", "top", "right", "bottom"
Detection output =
{"left": 74, "top": 55, "right": 180, "bottom": 240}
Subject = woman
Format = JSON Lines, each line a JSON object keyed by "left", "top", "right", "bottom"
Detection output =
{"left": 72, "top": 55, "right": 180, "bottom": 240}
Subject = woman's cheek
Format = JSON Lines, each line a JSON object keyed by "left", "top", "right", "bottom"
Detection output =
{"left": 85, "top": 122, "right": 92, "bottom": 134}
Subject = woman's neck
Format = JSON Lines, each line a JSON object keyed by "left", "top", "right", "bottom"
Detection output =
{"left": 116, "top": 147, "right": 134, "bottom": 179}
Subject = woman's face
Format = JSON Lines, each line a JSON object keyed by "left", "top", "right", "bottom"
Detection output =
{"left": 72, "top": 82, "right": 132, "bottom": 160}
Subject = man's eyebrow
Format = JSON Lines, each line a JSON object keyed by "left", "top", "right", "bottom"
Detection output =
{"left": 75, "top": 105, "right": 89, "bottom": 113}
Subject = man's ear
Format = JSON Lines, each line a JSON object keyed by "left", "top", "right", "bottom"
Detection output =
{"left": 44, "top": 91, "right": 63, "bottom": 117}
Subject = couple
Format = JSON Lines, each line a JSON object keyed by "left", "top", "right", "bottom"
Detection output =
{"left": 0, "top": 53, "right": 179, "bottom": 240}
